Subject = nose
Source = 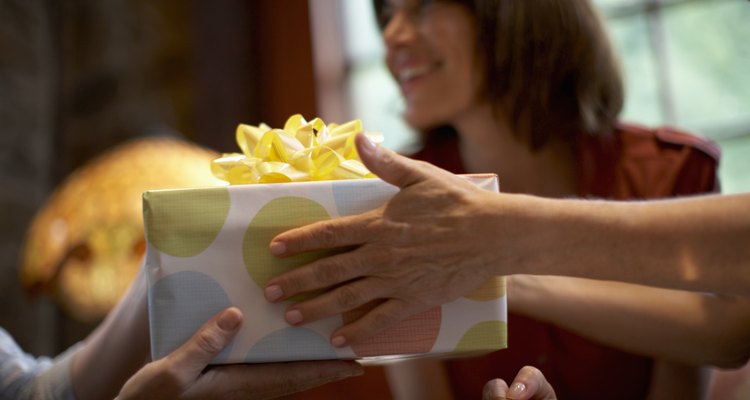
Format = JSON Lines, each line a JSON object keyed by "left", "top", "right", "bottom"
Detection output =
{"left": 383, "top": 11, "right": 417, "bottom": 48}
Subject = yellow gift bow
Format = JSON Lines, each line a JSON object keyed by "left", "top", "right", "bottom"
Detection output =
{"left": 211, "top": 114, "right": 383, "bottom": 184}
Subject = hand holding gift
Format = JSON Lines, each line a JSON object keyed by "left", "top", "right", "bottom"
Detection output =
{"left": 145, "top": 116, "right": 506, "bottom": 364}
{"left": 265, "top": 133, "right": 511, "bottom": 346}
{"left": 117, "top": 307, "right": 361, "bottom": 400}
{"left": 266, "top": 131, "right": 750, "bottom": 363}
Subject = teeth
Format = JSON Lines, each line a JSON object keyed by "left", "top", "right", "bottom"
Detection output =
{"left": 399, "top": 65, "right": 433, "bottom": 82}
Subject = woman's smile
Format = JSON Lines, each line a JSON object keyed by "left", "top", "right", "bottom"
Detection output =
{"left": 382, "top": 0, "right": 480, "bottom": 130}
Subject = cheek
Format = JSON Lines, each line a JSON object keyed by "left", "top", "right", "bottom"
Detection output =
{"left": 445, "top": 48, "right": 484, "bottom": 115}
{"left": 451, "top": 39, "right": 481, "bottom": 96}
{"left": 401, "top": 68, "right": 480, "bottom": 130}
{"left": 442, "top": 12, "right": 481, "bottom": 100}
{"left": 456, "top": 60, "right": 480, "bottom": 100}
{"left": 402, "top": 103, "right": 435, "bottom": 131}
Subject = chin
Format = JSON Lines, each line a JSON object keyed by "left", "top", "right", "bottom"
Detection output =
{"left": 403, "top": 109, "right": 446, "bottom": 132}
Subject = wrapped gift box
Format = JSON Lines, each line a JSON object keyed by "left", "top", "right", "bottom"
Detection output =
{"left": 144, "top": 174, "right": 507, "bottom": 364}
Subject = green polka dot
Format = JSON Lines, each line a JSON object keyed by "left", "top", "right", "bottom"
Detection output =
{"left": 244, "top": 197, "right": 333, "bottom": 299}
{"left": 453, "top": 320, "right": 507, "bottom": 353}
{"left": 144, "top": 188, "right": 230, "bottom": 257}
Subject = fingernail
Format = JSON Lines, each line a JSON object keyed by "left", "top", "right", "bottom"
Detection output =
{"left": 507, "top": 382, "right": 526, "bottom": 399}
{"left": 488, "top": 379, "right": 504, "bottom": 397}
{"left": 265, "top": 285, "right": 283, "bottom": 302}
{"left": 286, "top": 309, "right": 303, "bottom": 325}
{"left": 358, "top": 133, "right": 377, "bottom": 156}
{"left": 218, "top": 308, "right": 242, "bottom": 331}
{"left": 269, "top": 241, "right": 286, "bottom": 256}
{"left": 331, "top": 335, "right": 347, "bottom": 347}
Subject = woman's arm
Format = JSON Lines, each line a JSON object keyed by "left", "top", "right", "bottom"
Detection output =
{"left": 506, "top": 193, "right": 750, "bottom": 297}
{"left": 510, "top": 275, "right": 750, "bottom": 368}
{"left": 69, "top": 264, "right": 151, "bottom": 400}
{"left": 265, "top": 133, "right": 750, "bottom": 345}
{"left": 510, "top": 276, "right": 737, "bottom": 398}
{"left": 646, "top": 359, "right": 710, "bottom": 400}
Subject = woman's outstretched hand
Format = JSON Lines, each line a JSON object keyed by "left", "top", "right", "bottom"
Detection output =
{"left": 264, "top": 133, "right": 515, "bottom": 347}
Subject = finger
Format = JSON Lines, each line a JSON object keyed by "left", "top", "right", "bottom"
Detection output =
{"left": 265, "top": 248, "right": 377, "bottom": 302}
{"left": 355, "top": 132, "right": 437, "bottom": 190}
{"left": 166, "top": 307, "right": 243, "bottom": 380}
{"left": 186, "top": 360, "right": 363, "bottom": 400}
{"left": 283, "top": 277, "right": 388, "bottom": 327}
{"left": 329, "top": 298, "right": 413, "bottom": 347}
{"left": 269, "top": 211, "right": 377, "bottom": 257}
{"left": 483, "top": 378, "right": 509, "bottom": 400}
{"left": 507, "top": 366, "right": 557, "bottom": 400}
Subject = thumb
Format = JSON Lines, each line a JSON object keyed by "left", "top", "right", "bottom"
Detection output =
{"left": 355, "top": 132, "right": 430, "bottom": 189}
{"left": 483, "top": 378, "right": 509, "bottom": 400}
{"left": 168, "top": 307, "right": 243, "bottom": 378}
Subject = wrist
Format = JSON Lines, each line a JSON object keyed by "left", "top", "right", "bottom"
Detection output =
{"left": 487, "top": 193, "right": 559, "bottom": 276}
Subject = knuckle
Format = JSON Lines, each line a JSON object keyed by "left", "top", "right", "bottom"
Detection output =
{"left": 316, "top": 224, "right": 340, "bottom": 248}
{"left": 195, "top": 328, "right": 225, "bottom": 355}
{"left": 318, "top": 261, "right": 346, "bottom": 285}
{"left": 280, "top": 272, "right": 305, "bottom": 294}
{"left": 363, "top": 217, "right": 383, "bottom": 237}
{"left": 282, "top": 266, "right": 323, "bottom": 295}
{"left": 335, "top": 285, "right": 362, "bottom": 309}
{"left": 370, "top": 309, "right": 396, "bottom": 330}
{"left": 412, "top": 159, "right": 432, "bottom": 170}
{"left": 162, "top": 362, "right": 182, "bottom": 381}
{"left": 381, "top": 147, "right": 396, "bottom": 165}
{"left": 152, "top": 359, "right": 183, "bottom": 388}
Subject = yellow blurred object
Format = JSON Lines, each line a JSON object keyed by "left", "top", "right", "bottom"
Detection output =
{"left": 20, "top": 136, "right": 221, "bottom": 322}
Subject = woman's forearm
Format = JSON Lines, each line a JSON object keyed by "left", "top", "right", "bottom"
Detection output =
{"left": 497, "top": 193, "right": 750, "bottom": 295}
{"left": 70, "top": 265, "right": 151, "bottom": 400}
{"left": 646, "top": 359, "right": 711, "bottom": 400}
{"left": 509, "top": 275, "right": 750, "bottom": 367}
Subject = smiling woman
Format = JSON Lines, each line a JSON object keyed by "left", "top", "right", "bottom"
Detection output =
{"left": 345, "top": 0, "right": 750, "bottom": 192}
{"left": 298, "top": 0, "right": 737, "bottom": 399}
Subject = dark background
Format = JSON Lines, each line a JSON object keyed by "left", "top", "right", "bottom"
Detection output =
{"left": 0, "top": 0, "right": 318, "bottom": 357}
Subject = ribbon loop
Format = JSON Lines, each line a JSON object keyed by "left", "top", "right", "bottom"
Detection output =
{"left": 212, "top": 115, "right": 380, "bottom": 184}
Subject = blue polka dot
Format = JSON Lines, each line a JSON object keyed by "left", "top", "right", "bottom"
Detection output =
{"left": 245, "top": 327, "right": 338, "bottom": 362}
{"left": 150, "top": 271, "right": 233, "bottom": 363}
{"left": 331, "top": 179, "right": 397, "bottom": 216}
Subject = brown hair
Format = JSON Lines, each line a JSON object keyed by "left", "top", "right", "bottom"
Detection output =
{"left": 374, "top": 0, "right": 624, "bottom": 150}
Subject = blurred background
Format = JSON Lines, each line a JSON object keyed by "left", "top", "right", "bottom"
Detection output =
{"left": 0, "top": 0, "right": 318, "bottom": 356}
{"left": 0, "top": 0, "right": 748, "bottom": 365}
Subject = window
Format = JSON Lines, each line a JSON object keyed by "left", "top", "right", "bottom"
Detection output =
{"left": 596, "top": 0, "right": 750, "bottom": 193}
{"left": 313, "top": 0, "right": 750, "bottom": 193}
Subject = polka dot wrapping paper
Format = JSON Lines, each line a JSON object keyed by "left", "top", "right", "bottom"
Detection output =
{"left": 143, "top": 175, "right": 507, "bottom": 364}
